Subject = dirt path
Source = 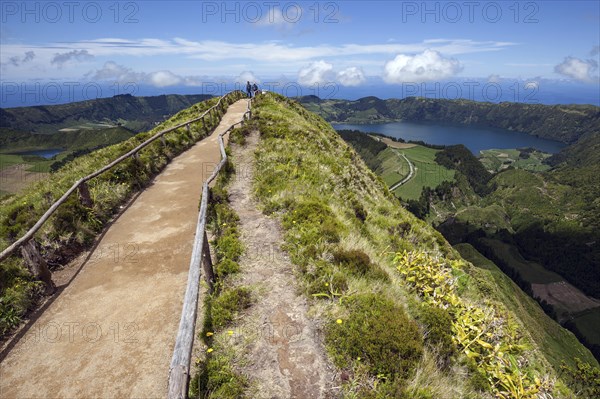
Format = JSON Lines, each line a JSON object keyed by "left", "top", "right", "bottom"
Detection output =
{"left": 0, "top": 163, "right": 47, "bottom": 195}
{"left": 0, "top": 99, "right": 249, "bottom": 399}
{"left": 227, "top": 131, "right": 335, "bottom": 399}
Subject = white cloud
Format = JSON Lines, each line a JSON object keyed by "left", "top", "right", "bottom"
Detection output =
{"left": 554, "top": 56, "right": 598, "bottom": 82}
{"left": 337, "top": 67, "right": 366, "bottom": 86}
{"left": 524, "top": 81, "right": 539, "bottom": 90}
{"left": 148, "top": 70, "right": 182, "bottom": 87}
{"left": 51, "top": 50, "right": 94, "bottom": 67}
{"left": 87, "top": 61, "right": 186, "bottom": 87}
{"left": 1, "top": 38, "right": 514, "bottom": 65}
{"left": 2, "top": 51, "right": 35, "bottom": 67}
{"left": 87, "top": 61, "right": 144, "bottom": 82}
{"left": 256, "top": 7, "right": 296, "bottom": 30}
{"left": 298, "top": 60, "right": 335, "bottom": 85}
{"left": 487, "top": 74, "right": 501, "bottom": 83}
{"left": 383, "top": 49, "right": 462, "bottom": 84}
{"left": 235, "top": 71, "right": 260, "bottom": 84}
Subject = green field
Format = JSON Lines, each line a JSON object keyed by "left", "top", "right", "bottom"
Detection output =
{"left": 374, "top": 147, "right": 410, "bottom": 186}
{"left": 479, "top": 237, "right": 563, "bottom": 284}
{"left": 479, "top": 148, "right": 552, "bottom": 173}
{"left": 0, "top": 153, "right": 58, "bottom": 173}
{"left": 392, "top": 145, "right": 455, "bottom": 200}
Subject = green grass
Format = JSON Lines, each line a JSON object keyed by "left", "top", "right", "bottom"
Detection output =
{"left": 376, "top": 148, "right": 410, "bottom": 186}
{"left": 479, "top": 149, "right": 552, "bottom": 173}
{"left": 192, "top": 131, "right": 253, "bottom": 399}
{"left": 454, "top": 204, "right": 513, "bottom": 233}
{"left": 573, "top": 309, "right": 600, "bottom": 346}
{"left": 392, "top": 145, "right": 454, "bottom": 200}
{"left": 478, "top": 238, "right": 563, "bottom": 284}
{"left": 249, "top": 93, "right": 590, "bottom": 398}
{"left": 455, "top": 243, "right": 598, "bottom": 371}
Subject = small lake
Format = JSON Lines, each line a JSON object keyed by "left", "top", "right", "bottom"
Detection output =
{"left": 332, "top": 122, "right": 567, "bottom": 155}
{"left": 13, "top": 148, "right": 63, "bottom": 159}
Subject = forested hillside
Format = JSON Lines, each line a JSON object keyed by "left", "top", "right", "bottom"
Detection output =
{"left": 300, "top": 95, "right": 600, "bottom": 143}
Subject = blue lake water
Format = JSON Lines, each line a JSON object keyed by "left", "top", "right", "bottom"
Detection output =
{"left": 13, "top": 149, "right": 63, "bottom": 159}
{"left": 332, "top": 122, "right": 567, "bottom": 155}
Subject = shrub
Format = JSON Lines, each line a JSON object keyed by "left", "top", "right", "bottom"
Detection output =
{"left": 282, "top": 199, "right": 342, "bottom": 244}
{"left": 215, "top": 259, "right": 240, "bottom": 278}
{"left": 332, "top": 249, "right": 389, "bottom": 282}
{"left": 214, "top": 232, "right": 244, "bottom": 262}
{"left": 418, "top": 304, "right": 456, "bottom": 367}
{"left": 193, "top": 350, "right": 249, "bottom": 399}
{"left": 210, "top": 287, "right": 253, "bottom": 329}
{"left": 326, "top": 293, "right": 423, "bottom": 379}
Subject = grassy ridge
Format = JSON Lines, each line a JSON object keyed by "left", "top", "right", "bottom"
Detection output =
{"left": 251, "top": 93, "right": 595, "bottom": 397}
{"left": 0, "top": 93, "right": 244, "bottom": 337}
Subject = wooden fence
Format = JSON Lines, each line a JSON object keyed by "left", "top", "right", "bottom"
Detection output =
{"left": 0, "top": 91, "right": 244, "bottom": 265}
{"left": 167, "top": 98, "right": 252, "bottom": 398}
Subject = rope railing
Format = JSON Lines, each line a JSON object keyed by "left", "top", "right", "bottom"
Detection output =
{"left": 167, "top": 98, "right": 252, "bottom": 399}
{"left": 0, "top": 91, "right": 244, "bottom": 264}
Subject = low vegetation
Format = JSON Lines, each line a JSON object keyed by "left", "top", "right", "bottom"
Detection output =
{"left": 251, "top": 92, "right": 594, "bottom": 397}
{"left": 191, "top": 129, "right": 253, "bottom": 399}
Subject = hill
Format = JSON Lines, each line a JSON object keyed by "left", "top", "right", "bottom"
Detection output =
{"left": 299, "top": 95, "right": 600, "bottom": 144}
{"left": 335, "top": 112, "right": 600, "bottom": 364}
{"left": 0, "top": 93, "right": 213, "bottom": 135}
{"left": 1, "top": 93, "right": 598, "bottom": 398}
{"left": 238, "top": 93, "right": 597, "bottom": 397}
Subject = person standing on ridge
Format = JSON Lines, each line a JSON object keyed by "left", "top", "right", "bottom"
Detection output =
{"left": 252, "top": 82, "right": 259, "bottom": 98}
{"left": 246, "top": 81, "right": 252, "bottom": 98}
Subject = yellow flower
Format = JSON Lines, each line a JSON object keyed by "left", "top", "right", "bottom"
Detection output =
{"left": 325, "top": 282, "right": 329, "bottom": 287}
{"left": 207, "top": 348, "right": 213, "bottom": 353}
{"left": 228, "top": 330, "right": 234, "bottom": 335}
{"left": 222, "top": 223, "right": 227, "bottom": 226}
{"left": 292, "top": 220, "right": 296, "bottom": 224}
{"left": 336, "top": 319, "right": 343, "bottom": 324}
{"left": 357, "top": 357, "right": 361, "bottom": 361}
{"left": 206, "top": 332, "right": 214, "bottom": 337}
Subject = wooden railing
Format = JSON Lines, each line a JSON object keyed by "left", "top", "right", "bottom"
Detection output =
{"left": 0, "top": 91, "right": 244, "bottom": 265}
{"left": 167, "top": 98, "right": 252, "bottom": 399}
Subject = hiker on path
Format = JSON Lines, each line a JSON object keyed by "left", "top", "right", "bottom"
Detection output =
{"left": 246, "top": 81, "right": 252, "bottom": 98}
{"left": 252, "top": 82, "right": 259, "bottom": 98}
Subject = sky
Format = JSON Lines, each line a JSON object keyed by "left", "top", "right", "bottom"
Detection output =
{"left": 1, "top": 0, "right": 599, "bottom": 106}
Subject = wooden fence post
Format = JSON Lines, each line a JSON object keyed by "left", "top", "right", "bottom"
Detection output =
{"left": 161, "top": 135, "right": 167, "bottom": 146}
{"left": 21, "top": 240, "right": 55, "bottom": 295}
{"left": 202, "top": 231, "right": 215, "bottom": 293}
{"left": 78, "top": 181, "right": 93, "bottom": 208}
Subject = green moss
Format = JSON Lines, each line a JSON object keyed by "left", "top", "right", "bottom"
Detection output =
{"left": 326, "top": 293, "right": 423, "bottom": 379}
